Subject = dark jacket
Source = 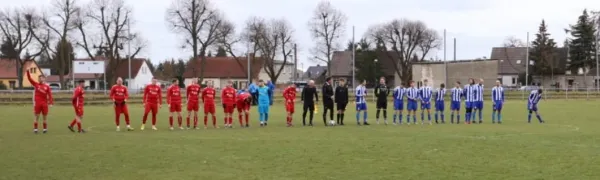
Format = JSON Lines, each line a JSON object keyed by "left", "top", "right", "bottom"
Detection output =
{"left": 301, "top": 86, "right": 319, "bottom": 104}
{"left": 374, "top": 83, "right": 390, "bottom": 101}
{"left": 335, "top": 85, "right": 349, "bottom": 104}
{"left": 322, "top": 82, "right": 334, "bottom": 103}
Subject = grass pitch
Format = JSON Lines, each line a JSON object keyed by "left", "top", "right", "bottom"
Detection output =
{"left": 0, "top": 100, "right": 599, "bottom": 180}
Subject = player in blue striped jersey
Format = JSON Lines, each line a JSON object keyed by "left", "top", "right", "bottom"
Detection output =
{"left": 527, "top": 89, "right": 545, "bottom": 123}
{"left": 491, "top": 81, "right": 505, "bottom": 124}
{"left": 405, "top": 80, "right": 419, "bottom": 124}
{"left": 450, "top": 81, "right": 463, "bottom": 124}
{"left": 419, "top": 79, "right": 433, "bottom": 125}
{"left": 355, "top": 80, "right": 370, "bottom": 125}
{"left": 392, "top": 85, "right": 406, "bottom": 125}
{"left": 471, "top": 79, "right": 484, "bottom": 123}
{"left": 434, "top": 83, "right": 446, "bottom": 124}
{"left": 463, "top": 78, "right": 476, "bottom": 124}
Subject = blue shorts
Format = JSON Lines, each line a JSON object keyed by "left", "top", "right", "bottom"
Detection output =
{"left": 356, "top": 103, "right": 367, "bottom": 111}
{"left": 474, "top": 101, "right": 483, "bottom": 109}
{"left": 493, "top": 101, "right": 503, "bottom": 110}
{"left": 393, "top": 101, "right": 403, "bottom": 110}
{"left": 527, "top": 103, "right": 538, "bottom": 112}
{"left": 407, "top": 101, "right": 417, "bottom": 111}
{"left": 465, "top": 102, "right": 473, "bottom": 109}
{"left": 451, "top": 101, "right": 461, "bottom": 110}
{"left": 421, "top": 102, "right": 431, "bottom": 110}
{"left": 435, "top": 101, "right": 444, "bottom": 111}
{"left": 258, "top": 104, "right": 270, "bottom": 113}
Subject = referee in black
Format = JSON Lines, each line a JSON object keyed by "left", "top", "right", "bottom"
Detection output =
{"left": 301, "top": 80, "right": 318, "bottom": 126}
{"left": 322, "top": 77, "right": 334, "bottom": 126}
{"left": 335, "top": 79, "right": 349, "bottom": 125}
{"left": 375, "top": 77, "right": 390, "bottom": 125}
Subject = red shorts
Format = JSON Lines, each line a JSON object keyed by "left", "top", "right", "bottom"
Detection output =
{"left": 187, "top": 102, "right": 199, "bottom": 111}
{"left": 223, "top": 104, "right": 235, "bottom": 114}
{"left": 237, "top": 101, "right": 250, "bottom": 112}
{"left": 33, "top": 103, "right": 49, "bottom": 115}
{"left": 145, "top": 103, "right": 159, "bottom": 114}
{"left": 114, "top": 102, "right": 129, "bottom": 114}
{"left": 169, "top": 103, "right": 182, "bottom": 112}
{"left": 74, "top": 106, "right": 84, "bottom": 116}
{"left": 286, "top": 102, "right": 295, "bottom": 113}
{"left": 204, "top": 104, "right": 215, "bottom": 114}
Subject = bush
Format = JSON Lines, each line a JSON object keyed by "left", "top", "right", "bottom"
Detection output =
{"left": 0, "top": 82, "right": 6, "bottom": 90}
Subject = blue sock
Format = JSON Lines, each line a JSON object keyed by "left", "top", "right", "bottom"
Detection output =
{"left": 363, "top": 112, "right": 368, "bottom": 123}
{"left": 451, "top": 112, "right": 454, "bottom": 122}
{"left": 457, "top": 115, "right": 460, "bottom": 123}
{"left": 427, "top": 113, "right": 431, "bottom": 121}
{"left": 413, "top": 114, "right": 417, "bottom": 123}
{"left": 399, "top": 114, "right": 403, "bottom": 124}
{"left": 492, "top": 111, "right": 496, "bottom": 121}
{"left": 406, "top": 115, "right": 410, "bottom": 123}
{"left": 528, "top": 113, "right": 532, "bottom": 122}
{"left": 471, "top": 110, "right": 476, "bottom": 120}
{"left": 393, "top": 114, "right": 397, "bottom": 123}
{"left": 498, "top": 113, "right": 502, "bottom": 122}
{"left": 478, "top": 110, "right": 483, "bottom": 121}
{"left": 466, "top": 112, "right": 471, "bottom": 122}
{"left": 441, "top": 114, "right": 445, "bottom": 122}
{"left": 421, "top": 112, "right": 424, "bottom": 122}
{"left": 265, "top": 113, "right": 269, "bottom": 122}
{"left": 435, "top": 112, "right": 439, "bottom": 122}
{"left": 536, "top": 115, "right": 543, "bottom": 122}
{"left": 259, "top": 113, "right": 264, "bottom": 122}
{"left": 356, "top": 112, "right": 360, "bottom": 123}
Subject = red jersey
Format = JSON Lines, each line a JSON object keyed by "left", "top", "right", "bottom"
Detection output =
{"left": 283, "top": 87, "right": 297, "bottom": 103}
{"left": 221, "top": 87, "right": 237, "bottom": 105}
{"left": 143, "top": 84, "right": 162, "bottom": 105}
{"left": 167, "top": 85, "right": 182, "bottom": 104}
{"left": 237, "top": 92, "right": 251, "bottom": 103}
{"left": 26, "top": 71, "right": 53, "bottom": 105}
{"left": 186, "top": 84, "right": 201, "bottom": 103}
{"left": 110, "top": 85, "right": 128, "bottom": 103}
{"left": 202, "top": 87, "right": 216, "bottom": 105}
{"left": 72, "top": 86, "right": 84, "bottom": 107}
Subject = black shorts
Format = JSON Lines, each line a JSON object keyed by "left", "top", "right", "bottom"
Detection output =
{"left": 303, "top": 103, "right": 315, "bottom": 112}
{"left": 336, "top": 102, "right": 348, "bottom": 111}
{"left": 324, "top": 101, "right": 334, "bottom": 110}
{"left": 376, "top": 100, "right": 387, "bottom": 109}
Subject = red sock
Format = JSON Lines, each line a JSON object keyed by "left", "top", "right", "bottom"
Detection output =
{"left": 203, "top": 116, "right": 208, "bottom": 126}
{"left": 238, "top": 115, "right": 243, "bottom": 125}
{"left": 124, "top": 113, "right": 130, "bottom": 125}
{"left": 193, "top": 116, "right": 198, "bottom": 127}
{"left": 70, "top": 119, "right": 77, "bottom": 127}
{"left": 245, "top": 113, "right": 249, "bottom": 124}
{"left": 142, "top": 113, "right": 148, "bottom": 124}
{"left": 169, "top": 116, "right": 173, "bottom": 127}
{"left": 228, "top": 117, "right": 232, "bottom": 125}
{"left": 115, "top": 114, "right": 120, "bottom": 126}
{"left": 178, "top": 116, "right": 182, "bottom": 126}
{"left": 76, "top": 122, "right": 82, "bottom": 131}
{"left": 33, "top": 122, "right": 38, "bottom": 129}
{"left": 186, "top": 117, "right": 190, "bottom": 127}
{"left": 212, "top": 116, "right": 216, "bottom": 126}
{"left": 224, "top": 117, "right": 227, "bottom": 125}
{"left": 43, "top": 122, "right": 47, "bottom": 129}
{"left": 151, "top": 114, "right": 157, "bottom": 125}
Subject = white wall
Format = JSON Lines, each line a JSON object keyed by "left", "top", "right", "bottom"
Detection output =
{"left": 258, "top": 64, "right": 294, "bottom": 84}
{"left": 501, "top": 75, "right": 519, "bottom": 87}
{"left": 130, "top": 62, "right": 154, "bottom": 91}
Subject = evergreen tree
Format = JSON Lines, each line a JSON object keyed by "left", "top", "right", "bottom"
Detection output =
{"left": 0, "top": 39, "right": 18, "bottom": 59}
{"left": 215, "top": 46, "right": 227, "bottom": 57}
{"left": 530, "top": 20, "right": 558, "bottom": 76}
{"left": 354, "top": 44, "right": 383, "bottom": 86}
{"left": 569, "top": 9, "right": 597, "bottom": 74}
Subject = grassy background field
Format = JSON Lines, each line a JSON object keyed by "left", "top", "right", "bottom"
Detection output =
{"left": 0, "top": 100, "right": 599, "bottom": 180}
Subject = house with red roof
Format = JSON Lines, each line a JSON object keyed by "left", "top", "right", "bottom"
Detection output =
{"left": 0, "top": 59, "right": 45, "bottom": 89}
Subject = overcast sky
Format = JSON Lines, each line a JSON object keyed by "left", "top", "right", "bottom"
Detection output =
{"left": 4, "top": 0, "right": 600, "bottom": 70}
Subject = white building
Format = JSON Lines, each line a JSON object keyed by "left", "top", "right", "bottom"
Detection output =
{"left": 258, "top": 60, "right": 296, "bottom": 84}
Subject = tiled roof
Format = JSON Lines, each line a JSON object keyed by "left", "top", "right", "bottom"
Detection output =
{"left": 182, "top": 56, "right": 264, "bottom": 78}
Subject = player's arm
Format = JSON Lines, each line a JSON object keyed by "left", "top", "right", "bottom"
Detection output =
{"left": 47, "top": 85, "right": 54, "bottom": 105}
{"left": 158, "top": 88, "right": 163, "bottom": 105}
{"left": 374, "top": 85, "right": 380, "bottom": 96}
{"left": 300, "top": 88, "right": 305, "bottom": 102}
{"left": 314, "top": 88, "right": 319, "bottom": 102}
{"left": 201, "top": 89, "right": 206, "bottom": 103}
{"left": 124, "top": 88, "right": 129, "bottom": 102}
{"left": 25, "top": 70, "right": 38, "bottom": 86}
{"left": 167, "top": 87, "right": 172, "bottom": 105}
{"left": 501, "top": 89, "right": 505, "bottom": 102}
{"left": 110, "top": 86, "right": 116, "bottom": 102}
{"left": 528, "top": 92, "right": 534, "bottom": 103}
{"left": 71, "top": 89, "right": 78, "bottom": 107}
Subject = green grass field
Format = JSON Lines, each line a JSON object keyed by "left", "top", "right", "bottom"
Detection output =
{"left": 1, "top": 100, "right": 599, "bottom": 180}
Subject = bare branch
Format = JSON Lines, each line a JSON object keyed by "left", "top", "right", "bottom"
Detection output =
{"left": 308, "top": 1, "right": 346, "bottom": 77}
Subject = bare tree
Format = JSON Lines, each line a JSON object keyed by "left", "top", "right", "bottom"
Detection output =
{"left": 0, "top": 8, "right": 45, "bottom": 88}
{"left": 245, "top": 17, "right": 295, "bottom": 84}
{"left": 308, "top": 0, "right": 346, "bottom": 77}
{"left": 31, "top": 0, "right": 80, "bottom": 89}
{"left": 166, "top": 0, "right": 232, "bottom": 82}
{"left": 503, "top": 36, "right": 525, "bottom": 47}
{"left": 367, "top": 19, "right": 440, "bottom": 84}
{"left": 75, "top": 0, "right": 145, "bottom": 86}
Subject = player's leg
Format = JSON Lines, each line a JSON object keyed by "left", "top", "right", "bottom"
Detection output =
{"left": 336, "top": 104, "right": 341, "bottom": 124}
{"left": 496, "top": 103, "right": 503, "bottom": 123}
{"left": 302, "top": 104, "right": 308, "bottom": 126}
{"left": 322, "top": 103, "right": 328, "bottom": 126}
{"left": 193, "top": 110, "right": 199, "bottom": 129}
{"left": 362, "top": 104, "right": 369, "bottom": 125}
{"left": 382, "top": 102, "right": 388, "bottom": 124}
{"left": 328, "top": 104, "right": 334, "bottom": 124}
{"left": 169, "top": 111, "right": 175, "bottom": 130}
{"left": 203, "top": 106, "right": 209, "bottom": 128}
{"left": 426, "top": 107, "right": 432, "bottom": 124}
{"left": 177, "top": 110, "right": 183, "bottom": 129}
{"left": 122, "top": 105, "right": 132, "bottom": 130}
{"left": 375, "top": 102, "right": 381, "bottom": 124}
{"left": 114, "top": 105, "right": 121, "bottom": 131}
{"left": 308, "top": 103, "right": 315, "bottom": 126}
{"left": 186, "top": 107, "right": 192, "bottom": 129}
{"left": 211, "top": 107, "right": 218, "bottom": 128}
{"left": 142, "top": 104, "right": 150, "bottom": 130}
{"left": 264, "top": 105, "right": 270, "bottom": 126}
{"left": 478, "top": 102, "right": 483, "bottom": 122}
{"left": 534, "top": 106, "right": 543, "bottom": 123}
{"left": 244, "top": 107, "right": 250, "bottom": 127}
{"left": 33, "top": 105, "right": 40, "bottom": 133}
{"left": 151, "top": 104, "right": 158, "bottom": 130}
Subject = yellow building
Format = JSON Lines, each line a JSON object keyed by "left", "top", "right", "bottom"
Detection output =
{"left": 0, "top": 59, "right": 45, "bottom": 89}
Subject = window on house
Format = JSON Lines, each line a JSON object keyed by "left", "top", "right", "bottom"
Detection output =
{"left": 9, "top": 81, "right": 16, "bottom": 88}
{"left": 511, "top": 77, "right": 516, "bottom": 84}
{"left": 141, "top": 67, "right": 146, "bottom": 74}
{"left": 516, "top": 60, "right": 521, "bottom": 64}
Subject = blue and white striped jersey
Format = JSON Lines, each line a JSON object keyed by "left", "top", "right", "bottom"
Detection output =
{"left": 435, "top": 88, "right": 446, "bottom": 102}
{"left": 491, "top": 86, "right": 505, "bottom": 101}
{"left": 406, "top": 87, "right": 419, "bottom": 101}
{"left": 463, "top": 84, "right": 476, "bottom": 102}
{"left": 355, "top": 85, "right": 367, "bottom": 104}
{"left": 528, "top": 90, "right": 542, "bottom": 105}
{"left": 451, "top": 87, "right": 463, "bottom": 102}
{"left": 392, "top": 86, "right": 406, "bottom": 102}
{"left": 420, "top": 86, "right": 433, "bottom": 102}
{"left": 473, "top": 84, "right": 484, "bottom": 102}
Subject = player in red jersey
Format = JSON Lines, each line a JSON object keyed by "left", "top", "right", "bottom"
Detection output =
{"left": 167, "top": 79, "right": 183, "bottom": 130}
{"left": 110, "top": 77, "right": 134, "bottom": 131}
{"left": 142, "top": 78, "right": 162, "bottom": 130}
{"left": 283, "top": 83, "right": 297, "bottom": 127}
{"left": 236, "top": 89, "right": 252, "bottom": 127}
{"left": 67, "top": 80, "right": 86, "bottom": 133}
{"left": 202, "top": 81, "right": 218, "bottom": 128}
{"left": 26, "top": 71, "right": 53, "bottom": 134}
{"left": 221, "top": 80, "right": 237, "bottom": 128}
{"left": 186, "top": 78, "right": 202, "bottom": 129}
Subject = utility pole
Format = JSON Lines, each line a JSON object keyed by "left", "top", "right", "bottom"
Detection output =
{"left": 294, "top": 43, "right": 298, "bottom": 82}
